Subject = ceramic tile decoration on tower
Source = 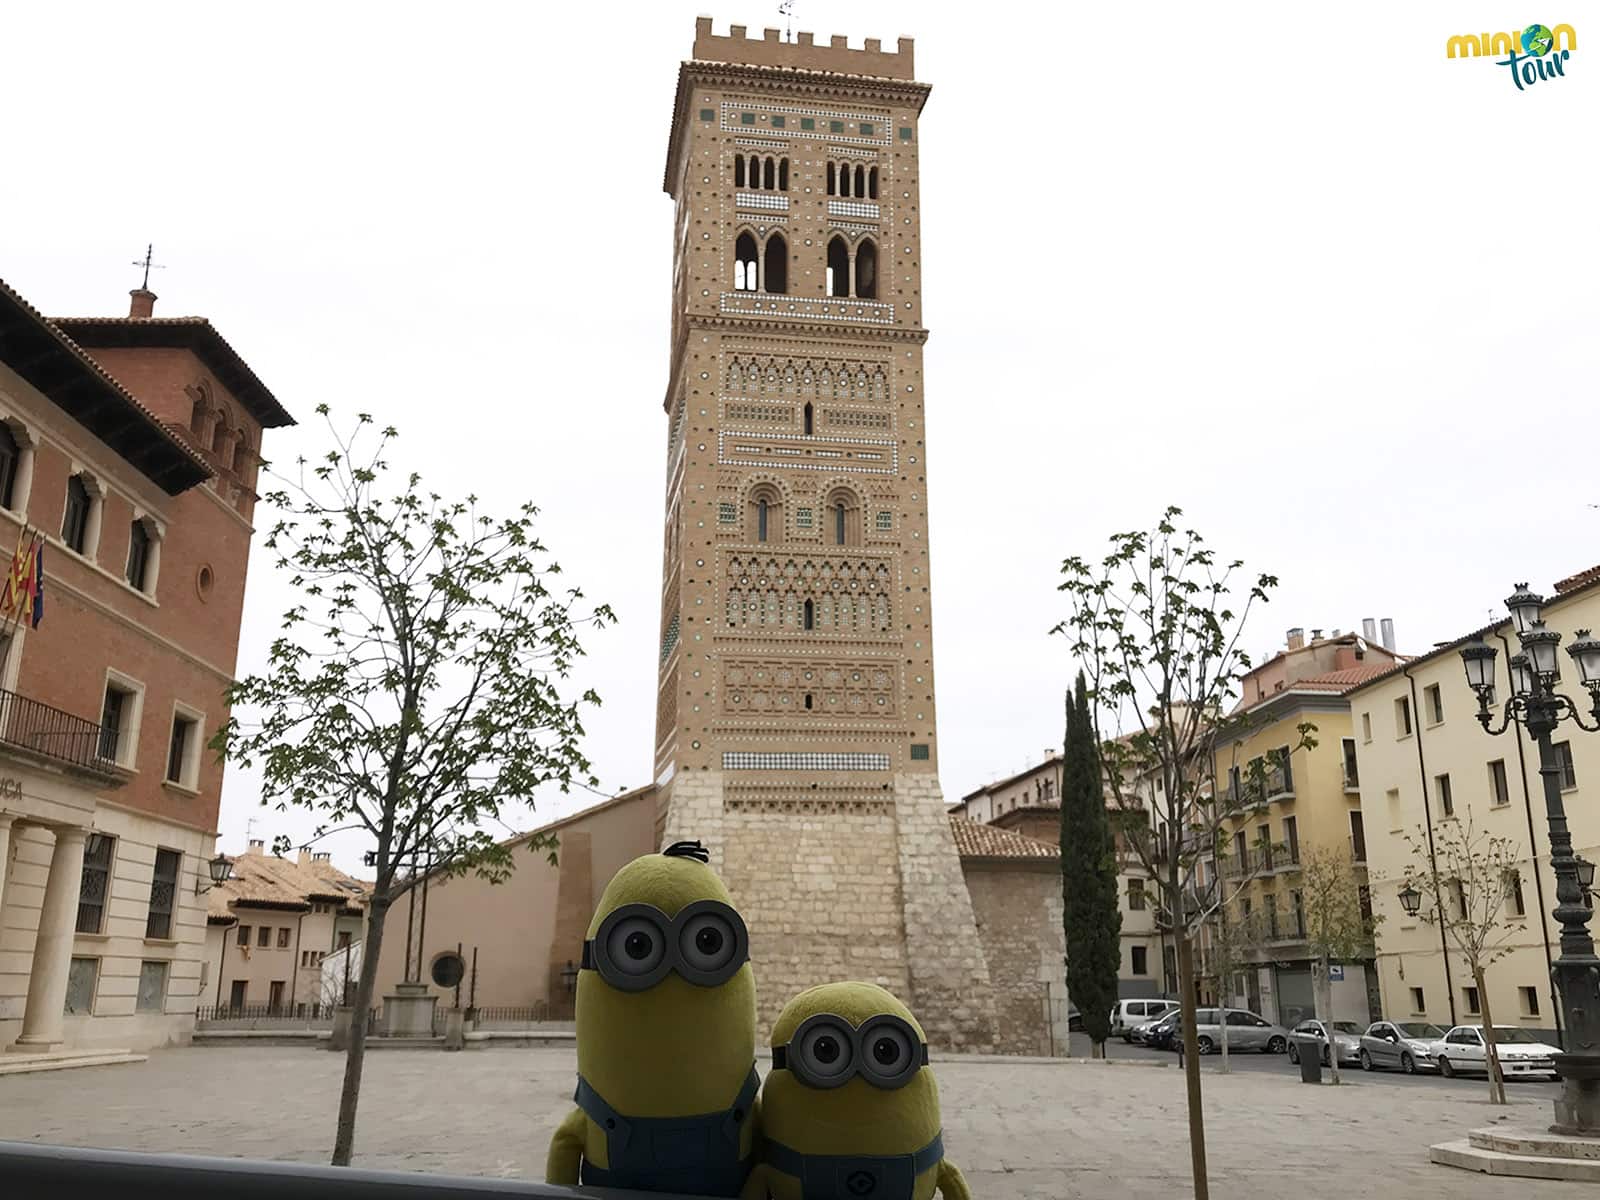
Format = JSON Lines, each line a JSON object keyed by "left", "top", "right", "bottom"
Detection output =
{"left": 653, "top": 20, "right": 998, "bottom": 1049}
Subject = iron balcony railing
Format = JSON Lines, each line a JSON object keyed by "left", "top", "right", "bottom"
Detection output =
{"left": 0, "top": 686, "right": 117, "bottom": 773}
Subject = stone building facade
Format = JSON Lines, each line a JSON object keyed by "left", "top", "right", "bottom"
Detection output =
{"left": 652, "top": 21, "right": 996, "bottom": 1048}
{"left": 0, "top": 277, "right": 291, "bottom": 1054}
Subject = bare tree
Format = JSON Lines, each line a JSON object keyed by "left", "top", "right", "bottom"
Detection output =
{"left": 1056, "top": 506, "right": 1305, "bottom": 1200}
{"left": 1297, "top": 843, "right": 1379, "bottom": 1085}
{"left": 1404, "top": 815, "right": 1523, "bottom": 1104}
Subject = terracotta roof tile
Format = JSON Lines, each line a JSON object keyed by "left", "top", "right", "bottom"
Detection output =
{"left": 1557, "top": 564, "right": 1600, "bottom": 594}
{"left": 949, "top": 817, "right": 1060, "bottom": 860}
{"left": 207, "top": 852, "right": 371, "bottom": 921}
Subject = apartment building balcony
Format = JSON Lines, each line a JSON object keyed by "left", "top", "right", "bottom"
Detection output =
{"left": 0, "top": 688, "right": 124, "bottom": 785}
{"left": 1220, "top": 840, "right": 1299, "bottom": 880}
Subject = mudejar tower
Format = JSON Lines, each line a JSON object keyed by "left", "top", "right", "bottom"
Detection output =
{"left": 654, "top": 20, "right": 996, "bottom": 1050}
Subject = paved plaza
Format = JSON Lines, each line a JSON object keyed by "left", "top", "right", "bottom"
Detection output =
{"left": 0, "top": 1046, "right": 1581, "bottom": 1197}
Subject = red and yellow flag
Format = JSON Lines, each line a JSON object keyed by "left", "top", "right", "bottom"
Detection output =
{"left": 1, "top": 529, "right": 39, "bottom": 622}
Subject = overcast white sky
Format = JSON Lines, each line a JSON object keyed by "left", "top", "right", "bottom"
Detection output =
{"left": 6, "top": 3, "right": 1595, "bottom": 873}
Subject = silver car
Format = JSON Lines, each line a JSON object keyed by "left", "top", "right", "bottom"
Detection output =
{"left": 1288, "top": 1019, "right": 1364, "bottom": 1066}
{"left": 1189, "top": 1008, "right": 1290, "bottom": 1055}
{"left": 1359, "top": 1020, "right": 1445, "bottom": 1073}
{"left": 1431, "top": 1025, "right": 1561, "bottom": 1080}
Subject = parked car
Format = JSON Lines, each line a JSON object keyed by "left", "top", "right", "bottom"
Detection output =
{"left": 1359, "top": 1020, "right": 1445, "bottom": 1073}
{"left": 1287, "top": 1019, "right": 1364, "bottom": 1066}
{"left": 1431, "top": 1025, "right": 1561, "bottom": 1080}
{"left": 1187, "top": 1008, "right": 1289, "bottom": 1055}
{"left": 1111, "top": 998, "right": 1178, "bottom": 1041}
{"left": 1067, "top": 1007, "right": 1084, "bottom": 1033}
{"left": 1142, "top": 1010, "right": 1183, "bottom": 1051}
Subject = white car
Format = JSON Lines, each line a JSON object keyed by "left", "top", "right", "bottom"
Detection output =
{"left": 1431, "top": 1025, "right": 1561, "bottom": 1080}
{"left": 1111, "top": 998, "right": 1178, "bottom": 1041}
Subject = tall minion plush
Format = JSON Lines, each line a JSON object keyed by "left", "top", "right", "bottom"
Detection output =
{"left": 743, "top": 982, "right": 970, "bottom": 1200}
{"left": 546, "top": 840, "right": 759, "bottom": 1195}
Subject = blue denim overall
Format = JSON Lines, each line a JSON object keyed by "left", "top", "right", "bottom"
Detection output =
{"left": 574, "top": 1065, "right": 761, "bottom": 1196}
{"left": 762, "top": 1131, "right": 945, "bottom": 1200}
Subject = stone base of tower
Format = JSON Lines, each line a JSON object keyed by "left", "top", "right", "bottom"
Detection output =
{"left": 659, "top": 770, "right": 998, "bottom": 1052}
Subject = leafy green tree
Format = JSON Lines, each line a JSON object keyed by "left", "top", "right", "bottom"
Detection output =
{"left": 1298, "top": 843, "right": 1379, "bottom": 1085}
{"left": 211, "top": 407, "right": 614, "bottom": 1165}
{"left": 1061, "top": 671, "right": 1122, "bottom": 1057}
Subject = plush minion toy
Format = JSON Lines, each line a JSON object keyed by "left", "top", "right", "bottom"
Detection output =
{"left": 546, "top": 840, "right": 759, "bottom": 1195}
{"left": 742, "top": 982, "right": 969, "bottom": 1200}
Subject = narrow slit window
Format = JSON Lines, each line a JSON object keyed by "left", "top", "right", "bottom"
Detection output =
{"left": 757, "top": 499, "right": 769, "bottom": 543}
{"left": 835, "top": 503, "right": 846, "bottom": 546}
{"left": 826, "top": 162, "right": 836, "bottom": 195}
{"left": 803, "top": 599, "right": 814, "bottom": 630}
{"left": 803, "top": 403, "right": 813, "bottom": 435}
{"left": 735, "top": 155, "right": 746, "bottom": 188}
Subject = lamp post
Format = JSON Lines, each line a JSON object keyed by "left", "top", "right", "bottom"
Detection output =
{"left": 1398, "top": 882, "right": 1423, "bottom": 918}
{"left": 194, "top": 853, "right": 235, "bottom": 896}
{"left": 1459, "top": 585, "right": 1600, "bottom": 1136}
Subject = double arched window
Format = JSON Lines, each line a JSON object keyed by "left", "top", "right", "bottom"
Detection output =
{"left": 826, "top": 162, "right": 879, "bottom": 199}
{"left": 823, "top": 487, "right": 862, "bottom": 547}
{"left": 734, "top": 230, "right": 788, "bottom": 294}
{"left": 735, "top": 155, "right": 789, "bottom": 192}
{"left": 824, "top": 236, "right": 879, "bottom": 300}
{"left": 746, "top": 484, "right": 783, "bottom": 544}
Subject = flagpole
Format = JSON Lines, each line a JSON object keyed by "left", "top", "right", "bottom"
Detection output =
{"left": 0, "top": 523, "right": 39, "bottom": 668}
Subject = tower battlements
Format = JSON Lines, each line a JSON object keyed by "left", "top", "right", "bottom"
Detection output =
{"left": 692, "top": 16, "right": 915, "bottom": 80}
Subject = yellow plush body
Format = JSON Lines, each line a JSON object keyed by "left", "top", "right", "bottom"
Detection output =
{"left": 742, "top": 982, "right": 970, "bottom": 1200}
{"left": 545, "top": 851, "right": 759, "bottom": 1194}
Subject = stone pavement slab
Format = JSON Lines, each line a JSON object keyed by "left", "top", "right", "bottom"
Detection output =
{"left": 0, "top": 1046, "right": 1580, "bottom": 1198}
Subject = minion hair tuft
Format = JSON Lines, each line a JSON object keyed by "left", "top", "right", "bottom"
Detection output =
{"left": 662, "top": 840, "right": 710, "bottom": 863}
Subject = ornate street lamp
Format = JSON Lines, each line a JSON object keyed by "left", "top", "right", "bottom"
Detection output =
{"left": 1460, "top": 592, "right": 1600, "bottom": 1136}
{"left": 1398, "top": 882, "right": 1423, "bottom": 917}
{"left": 196, "top": 852, "right": 235, "bottom": 895}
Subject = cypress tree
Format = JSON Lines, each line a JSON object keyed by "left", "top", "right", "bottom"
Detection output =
{"left": 1061, "top": 670, "right": 1122, "bottom": 1056}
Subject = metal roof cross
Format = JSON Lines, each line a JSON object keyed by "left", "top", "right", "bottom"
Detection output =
{"left": 132, "top": 243, "right": 165, "bottom": 290}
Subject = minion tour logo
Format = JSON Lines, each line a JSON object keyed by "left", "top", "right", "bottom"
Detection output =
{"left": 1447, "top": 23, "right": 1576, "bottom": 90}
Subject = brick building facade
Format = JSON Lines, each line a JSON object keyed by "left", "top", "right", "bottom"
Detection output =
{"left": 651, "top": 20, "right": 996, "bottom": 1049}
{"left": 0, "top": 277, "right": 290, "bottom": 1055}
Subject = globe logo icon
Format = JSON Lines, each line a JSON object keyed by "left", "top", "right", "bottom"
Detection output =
{"left": 1522, "top": 24, "right": 1554, "bottom": 56}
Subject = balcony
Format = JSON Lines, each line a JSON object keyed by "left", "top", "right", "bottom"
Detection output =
{"left": 0, "top": 688, "right": 123, "bottom": 781}
{"left": 1219, "top": 840, "right": 1299, "bottom": 880}
{"left": 1218, "top": 765, "right": 1294, "bottom": 814}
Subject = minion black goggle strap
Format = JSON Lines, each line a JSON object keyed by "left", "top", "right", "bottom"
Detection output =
{"left": 772, "top": 1012, "right": 929, "bottom": 1090}
{"left": 580, "top": 900, "right": 749, "bottom": 991}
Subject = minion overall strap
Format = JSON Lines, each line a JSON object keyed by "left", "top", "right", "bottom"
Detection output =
{"left": 763, "top": 1131, "right": 945, "bottom": 1200}
{"left": 573, "top": 1066, "right": 760, "bottom": 1196}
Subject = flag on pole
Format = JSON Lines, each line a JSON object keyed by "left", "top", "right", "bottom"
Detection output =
{"left": 1, "top": 529, "right": 34, "bottom": 621}
{"left": 31, "top": 541, "right": 43, "bottom": 629}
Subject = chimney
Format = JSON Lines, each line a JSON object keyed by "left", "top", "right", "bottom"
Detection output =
{"left": 1044, "top": 748, "right": 1057, "bottom": 760}
{"left": 246, "top": 838, "right": 264, "bottom": 854}
{"left": 297, "top": 848, "right": 312, "bottom": 866}
{"left": 1310, "top": 628, "right": 1323, "bottom": 642}
{"left": 1286, "top": 627, "right": 1305, "bottom": 651}
{"left": 1362, "top": 618, "right": 1377, "bottom": 643}
{"left": 128, "top": 288, "right": 157, "bottom": 319}
{"left": 1380, "top": 618, "right": 1397, "bottom": 651}
{"left": 313, "top": 851, "right": 331, "bottom": 863}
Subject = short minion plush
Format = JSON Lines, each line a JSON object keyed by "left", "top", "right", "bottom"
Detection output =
{"left": 743, "top": 982, "right": 969, "bottom": 1200}
{"left": 546, "top": 841, "right": 759, "bottom": 1195}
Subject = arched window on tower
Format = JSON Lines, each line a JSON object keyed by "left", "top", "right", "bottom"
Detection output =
{"left": 834, "top": 502, "right": 847, "bottom": 546}
{"left": 735, "top": 156, "right": 746, "bottom": 188}
{"left": 868, "top": 167, "right": 879, "bottom": 199}
{"left": 748, "top": 154, "right": 761, "bottom": 188}
{"left": 825, "top": 487, "right": 861, "bottom": 547}
{"left": 803, "top": 599, "right": 815, "bottom": 631}
{"left": 826, "top": 237, "right": 849, "bottom": 298}
{"left": 803, "top": 402, "right": 814, "bottom": 435}
{"left": 734, "top": 232, "right": 758, "bottom": 291}
{"left": 855, "top": 164, "right": 866, "bottom": 198}
{"left": 758, "top": 499, "right": 769, "bottom": 542}
{"left": 763, "top": 157, "right": 775, "bottom": 190}
{"left": 826, "top": 162, "right": 836, "bottom": 195}
{"left": 763, "top": 232, "right": 788, "bottom": 294}
{"left": 839, "top": 163, "right": 852, "bottom": 197}
{"left": 747, "top": 485, "right": 782, "bottom": 544}
{"left": 778, "top": 158, "right": 789, "bottom": 191}
{"left": 855, "top": 239, "right": 878, "bottom": 300}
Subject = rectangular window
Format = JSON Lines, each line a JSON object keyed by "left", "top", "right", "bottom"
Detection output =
{"left": 899, "top": 126, "right": 913, "bottom": 140}
{"left": 1489, "top": 759, "right": 1511, "bottom": 806}
{"left": 698, "top": 108, "right": 714, "bottom": 121}
{"left": 1435, "top": 773, "right": 1454, "bottom": 818}
{"left": 1131, "top": 946, "right": 1148, "bottom": 975}
{"left": 257, "top": 925, "right": 271, "bottom": 948}
{"left": 145, "top": 848, "right": 180, "bottom": 939}
{"left": 1555, "top": 741, "right": 1577, "bottom": 790}
{"left": 269, "top": 980, "right": 286, "bottom": 1011}
{"left": 237, "top": 924, "right": 251, "bottom": 947}
{"left": 1453, "top": 880, "right": 1468, "bottom": 921}
{"left": 740, "top": 112, "right": 755, "bottom": 125}
{"left": 1425, "top": 683, "right": 1444, "bottom": 725}
{"left": 1520, "top": 986, "right": 1540, "bottom": 1016}
{"left": 909, "top": 743, "right": 929, "bottom": 761}
{"left": 1410, "top": 986, "right": 1426, "bottom": 1013}
{"left": 1350, "top": 811, "right": 1366, "bottom": 863}
{"left": 1464, "top": 986, "right": 1481, "bottom": 1014}
{"left": 771, "top": 115, "right": 785, "bottom": 128}
{"left": 65, "top": 957, "right": 98, "bottom": 1014}
{"left": 717, "top": 501, "right": 737, "bottom": 524}
{"left": 125, "top": 521, "right": 151, "bottom": 591}
{"left": 1395, "top": 696, "right": 1413, "bottom": 737}
{"left": 795, "top": 507, "right": 813, "bottom": 529}
{"left": 801, "top": 117, "right": 815, "bottom": 131}
{"left": 76, "top": 834, "right": 114, "bottom": 934}
{"left": 829, "top": 119, "right": 844, "bottom": 133}
{"left": 167, "top": 713, "right": 198, "bottom": 784}
{"left": 874, "top": 511, "right": 892, "bottom": 532}
{"left": 99, "top": 685, "right": 128, "bottom": 762}
{"left": 1128, "top": 879, "right": 1146, "bottom": 911}
{"left": 1282, "top": 815, "right": 1299, "bottom": 861}
{"left": 136, "top": 961, "right": 169, "bottom": 1013}
{"left": 859, "top": 122, "right": 874, "bottom": 136}
{"left": 61, "top": 476, "right": 91, "bottom": 553}
{"left": 277, "top": 927, "right": 291, "bottom": 948}
{"left": 1361, "top": 711, "right": 1372, "bottom": 742}
{"left": 1341, "top": 738, "right": 1359, "bottom": 788}
{"left": 1508, "top": 869, "right": 1526, "bottom": 916}
{"left": 229, "top": 979, "right": 247, "bottom": 1010}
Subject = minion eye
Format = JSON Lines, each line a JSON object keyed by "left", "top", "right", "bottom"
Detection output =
{"left": 679, "top": 911, "right": 737, "bottom": 973}
{"left": 606, "top": 916, "right": 665, "bottom": 976}
{"left": 797, "top": 1020, "right": 855, "bottom": 1082}
{"left": 864, "top": 1025, "right": 913, "bottom": 1076}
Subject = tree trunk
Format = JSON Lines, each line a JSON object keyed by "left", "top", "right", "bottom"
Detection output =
{"left": 1219, "top": 995, "right": 1230, "bottom": 1075}
{"left": 1091, "top": 1037, "right": 1104, "bottom": 1060}
{"left": 331, "top": 893, "right": 391, "bottom": 1166}
{"left": 1176, "top": 930, "right": 1210, "bottom": 1200}
{"left": 1316, "top": 954, "right": 1339, "bottom": 1085}
{"left": 1475, "top": 965, "right": 1507, "bottom": 1105}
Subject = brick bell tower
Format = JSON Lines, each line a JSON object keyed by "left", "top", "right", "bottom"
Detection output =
{"left": 653, "top": 20, "right": 996, "bottom": 1050}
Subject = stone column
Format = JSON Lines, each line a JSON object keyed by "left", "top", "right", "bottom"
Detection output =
{"left": 12, "top": 826, "right": 87, "bottom": 1052}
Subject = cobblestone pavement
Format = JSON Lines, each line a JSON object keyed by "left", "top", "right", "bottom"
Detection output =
{"left": 0, "top": 1046, "right": 1576, "bottom": 1198}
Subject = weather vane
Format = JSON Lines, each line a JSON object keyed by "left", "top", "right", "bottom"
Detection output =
{"left": 132, "top": 243, "right": 165, "bottom": 291}
{"left": 779, "top": 1, "right": 794, "bottom": 42}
